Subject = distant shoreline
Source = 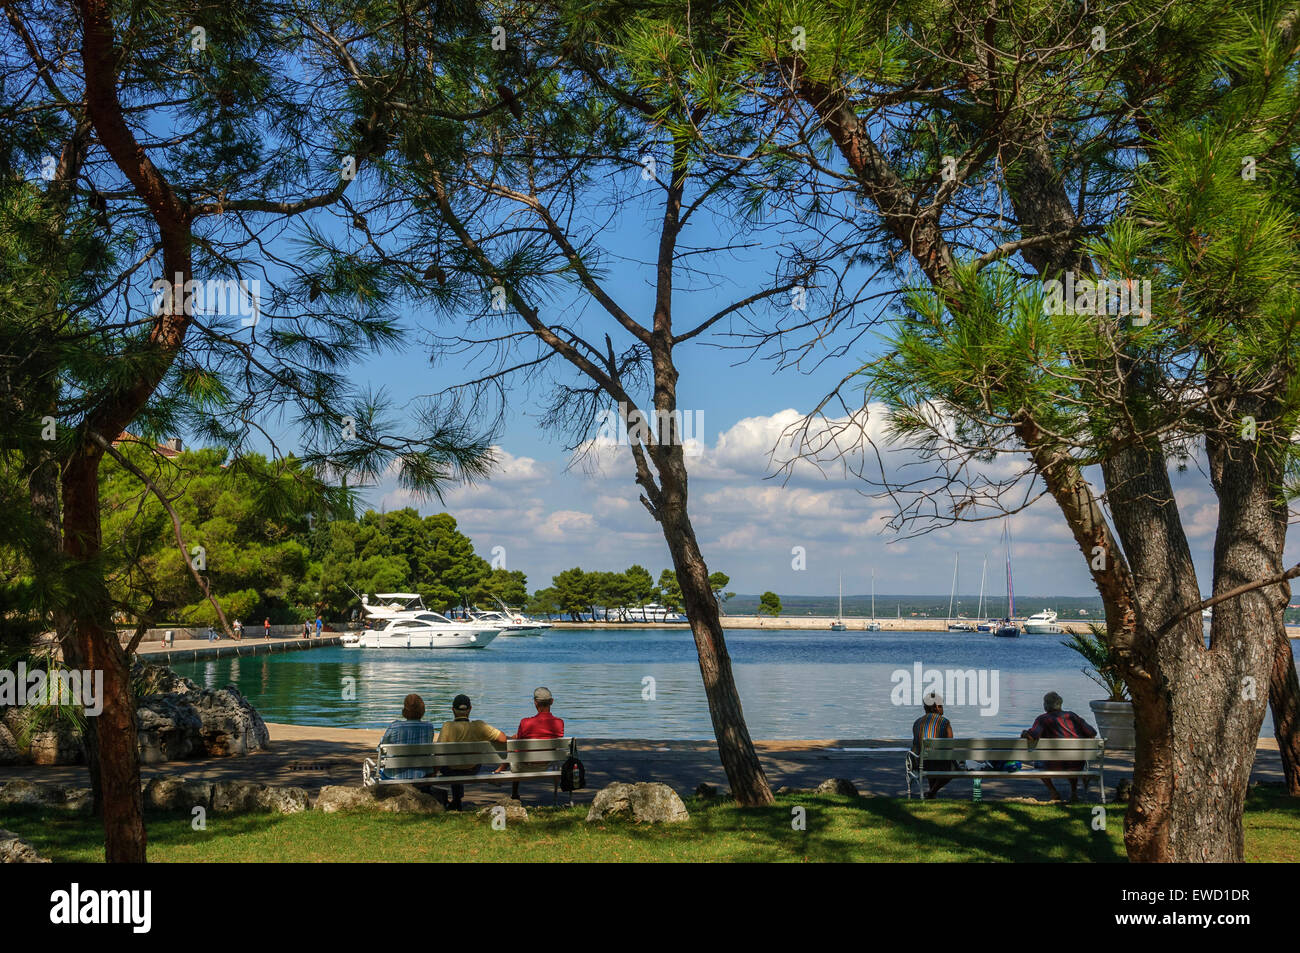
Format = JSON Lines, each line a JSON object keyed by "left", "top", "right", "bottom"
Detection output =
{"left": 548, "top": 616, "right": 1300, "bottom": 637}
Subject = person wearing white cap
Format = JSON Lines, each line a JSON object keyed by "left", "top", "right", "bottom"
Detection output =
{"left": 502, "top": 687, "right": 565, "bottom": 800}
{"left": 910, "top": 692, "right": 957, "bottom": 798}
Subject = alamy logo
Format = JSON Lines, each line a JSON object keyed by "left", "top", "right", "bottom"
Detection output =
{"left": 890, "top": 662, "right": 1000, "bottom": 716}
{"left": 150, "top": 273, "right": 262, "bottom": 326}
{"left": 50, "top": 883, "right": 151, "bottom": 933}
{"left": 594, "top": 403, "right": 704, "bottom": 456}
{"left": 1041, "top": 272, "right": 1151, "bottom": 324}
{"left": 0, "top": 663, "right": 103, "bottom": 716}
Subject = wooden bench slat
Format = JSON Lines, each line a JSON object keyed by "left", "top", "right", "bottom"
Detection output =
{"left": 907, "top": 736, "right": 1106, "bottom": 804}
{"left": 372, "top": 738, "right": 575, "bottom": 788}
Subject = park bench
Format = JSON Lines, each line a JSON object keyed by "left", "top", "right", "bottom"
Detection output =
{"left": 905, "top": 737, "right": 1106, "bottom": 802}
{"left": 362, "top": 737, "right": 578, "bottom": 803}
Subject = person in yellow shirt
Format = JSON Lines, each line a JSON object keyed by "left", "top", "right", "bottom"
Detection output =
{"left": 437, "top": 694, "right": 506, "bottom": 810}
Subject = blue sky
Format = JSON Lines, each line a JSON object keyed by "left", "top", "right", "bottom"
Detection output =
{"left": 225, "top": 163, "right": 1296, "bottom": 600}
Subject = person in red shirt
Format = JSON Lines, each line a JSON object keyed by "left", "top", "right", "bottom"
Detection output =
{"left": 505, "top": 687, "right": 564, "bottom": 799}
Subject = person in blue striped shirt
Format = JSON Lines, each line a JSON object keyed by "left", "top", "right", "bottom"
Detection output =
{"left": 910, "top": 692, "right": 957, "bottom": 799}
{"left": 377, "top": 694, "right": 437, "bottom": 781}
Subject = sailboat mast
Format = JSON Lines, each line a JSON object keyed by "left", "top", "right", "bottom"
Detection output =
{"left": 1006, "top": 523, "right": 1015, "bottom": 620}
{"left": 947, "top": 553, "right": 958, "bottom": 623}
{"left": 978, "top": 556, "right": 987, "bottom": 620}
{"left": 871, "top": 568, "right": 876, "bottom": 621}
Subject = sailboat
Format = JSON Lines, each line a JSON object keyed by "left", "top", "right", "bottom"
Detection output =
{"left": 947, "top": 553, "right": 975, "bottom": 631}
{"left": 995, "top": 521, "right": 1020, "bottom": 637}
{"left": 866, "top": 568, "right": 882, "bottom": 630}
{"left": 975, "top": 556, "right": 997, "bottom": 631}
{"left": 830, "top": 575, "right": 847, "bottom": 631}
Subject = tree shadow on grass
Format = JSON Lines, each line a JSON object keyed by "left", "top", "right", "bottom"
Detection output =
{"left": 594, "top": 794, "right": 1127, "bottom": 863}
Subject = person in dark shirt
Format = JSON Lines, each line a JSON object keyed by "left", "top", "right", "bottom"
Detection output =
{"left": 1021, "top": 691, "right": 1097, "bottom": 801}
{"left": 910, "top": 692, "right": 956, "bottom": 799}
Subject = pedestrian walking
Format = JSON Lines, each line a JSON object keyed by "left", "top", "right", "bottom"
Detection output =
{"left": 315, "top": 615, "right": 324, "bottom": 638}
{"left": 264, "top": 617, "right": 271, "bottom": 640}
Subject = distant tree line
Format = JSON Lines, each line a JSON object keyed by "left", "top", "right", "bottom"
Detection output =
{"left": 526, "top": 567, "right": 734, "bottom": 621}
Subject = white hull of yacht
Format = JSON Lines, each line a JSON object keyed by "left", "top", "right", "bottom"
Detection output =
{"left": 343, "top": 628, "right": 499, "bottom": 649}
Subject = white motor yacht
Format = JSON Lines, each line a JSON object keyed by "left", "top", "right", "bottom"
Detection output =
{"left": 342, "top": 593, "right": 501, "bottom": 648}
{"left": 1022, "top": 609, "right": 1063, "bottom": 634}
{"left": 345, "top": 612, "right": 500, "bottom": 649}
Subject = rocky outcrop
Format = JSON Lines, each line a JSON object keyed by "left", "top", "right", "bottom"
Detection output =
{"left": 0, "top": 709, "right": 84, "bottom": 765}
{"left": 143, "top": 777, "right": 213, "bottom": 812}
{"left": 132, "top": 660, "right": 269, "bottom": 762}
{"left": 131, "top": 659, "right": 199, "bottom": 696}
{"left": 136, "top": 696, "right": 205, "bottom": 763}
{"left": 315, "top": 785, "right": 444, "bottom": 814}
{"left": 212, "top": 780, "right": 307, "bottom": 814}
{"left": 0, "top": 661, "right": 269, "bottom": 766}
{"left": 193, "top": 686, "right": 269, "bottom": 756}
{"left": 0, "top": 723, "right": 21, "bottom": 765}
{"left": 0, "top": 829, "right": 49, "bottom": 863}
{"left": 0, "top": 780, "right": 89, "bottom": 812}
{"left": 586, "top": 782, "right": 689, "bottom": 824}
{"left": 815, "top": 778, "right": 859, "bottom": 797}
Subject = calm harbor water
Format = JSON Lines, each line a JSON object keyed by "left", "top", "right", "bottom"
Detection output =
{"left": 171, "top": 628, "right": 1283, "bottom": 740}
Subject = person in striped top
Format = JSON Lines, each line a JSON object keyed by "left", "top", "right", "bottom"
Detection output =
{"left": 1020, "top": 691, "right": 1097, "bottom": 801}
{"left": 911, "top": 692, "right": 957, "bottom": 798}
{"left": 377, "top": 694, "right": 437, "bottom": 781}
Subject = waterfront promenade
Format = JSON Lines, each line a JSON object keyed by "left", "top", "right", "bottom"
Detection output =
{"left": 134, "top": 634, "right": 342, "bottom": 664}
{"left": 0, "top": 722, "right": 1285, "bottom": 809}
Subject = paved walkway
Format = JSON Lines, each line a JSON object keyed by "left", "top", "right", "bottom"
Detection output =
{"left": 134, "top": 635, "right": 340, "bottom": 664}
{"left": 0, "top": 723, "right": 1286, "bottom": 810}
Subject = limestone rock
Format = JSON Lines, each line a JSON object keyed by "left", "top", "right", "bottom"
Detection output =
{"left": 0, "top": 829, "right": 49, "bottom": 863}
{"left": 0, "top": 723, "right": 19, "bottom": 765}
{"left": 130, "top": 658, "right": 199, "bottom": 696}
{"left": 209, "top": 780, "right": 308, "bottom": 814}
{"left": 60, "top": 788, "right": 93, "bottom": 814}
{"left": 212, "top": 780, "right": 266, "bottom": 813}
{"left": 143, "top": 777, "right": 213, "bottom": 812}
{"left": 136, "top": 695, "right": 204, "bottom": 763}
{"left": 315, "top": 785, "right": 444, "bottom": 814}
{"left": 0, "top": 780, "right": 66, "bottom": 808}
{"left": 477, "top": 799, "right": 528, "bottom": 823}
{"left": 257, "top": 785, "right": 308, "bottom": 814}
{"left": 586, "top": 782, "right": 689, "bottom": 824}
{"left": 193, "top": 685, "right": 269, "bottom": 757}
{"left": 815, "top": 778, "right": 859, "bottom": 797}
{"left": 132, "top": 665, "right": 269, "bottom": 762}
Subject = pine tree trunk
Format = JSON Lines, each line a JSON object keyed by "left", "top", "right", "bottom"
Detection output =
{"left": 62, "top": 453, "right": 146, "bottom": 862}
{"left": 653, "top": 450, "right": 774, "bottom": 807}
{"left": 1269, "top": 629, "right": 1300, "bottom": 795}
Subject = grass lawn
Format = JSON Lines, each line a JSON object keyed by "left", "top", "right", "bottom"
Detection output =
{"left": 3, "top": 785, "right": 1295, "bottom": 863}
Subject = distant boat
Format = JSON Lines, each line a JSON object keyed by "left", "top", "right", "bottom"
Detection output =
{"left": 866, "top": 569, "right": 882, "bottom": 630}
{"left": 831, "top": 575, "right": 847, "bottom": 631}
{"left": 1023, "top": 609, "right": 1063, "bottom": 634}
{"left": 994, "top": 522, "right": 1019, "bottom": 637}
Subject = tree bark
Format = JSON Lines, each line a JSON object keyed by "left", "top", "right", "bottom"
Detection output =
{"left": 1269, "top": 629, "right": 1300, "bottom": 794}
{"left": 654, "top": 447, "right": 774, "bottom": 806}
{"left": 61, "top": 453, "right": 146, "bottom": 861}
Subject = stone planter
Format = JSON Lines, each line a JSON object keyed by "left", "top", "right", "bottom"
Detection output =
{"left": 1090, "top": 699, "right": 1135, "bottom": 750}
